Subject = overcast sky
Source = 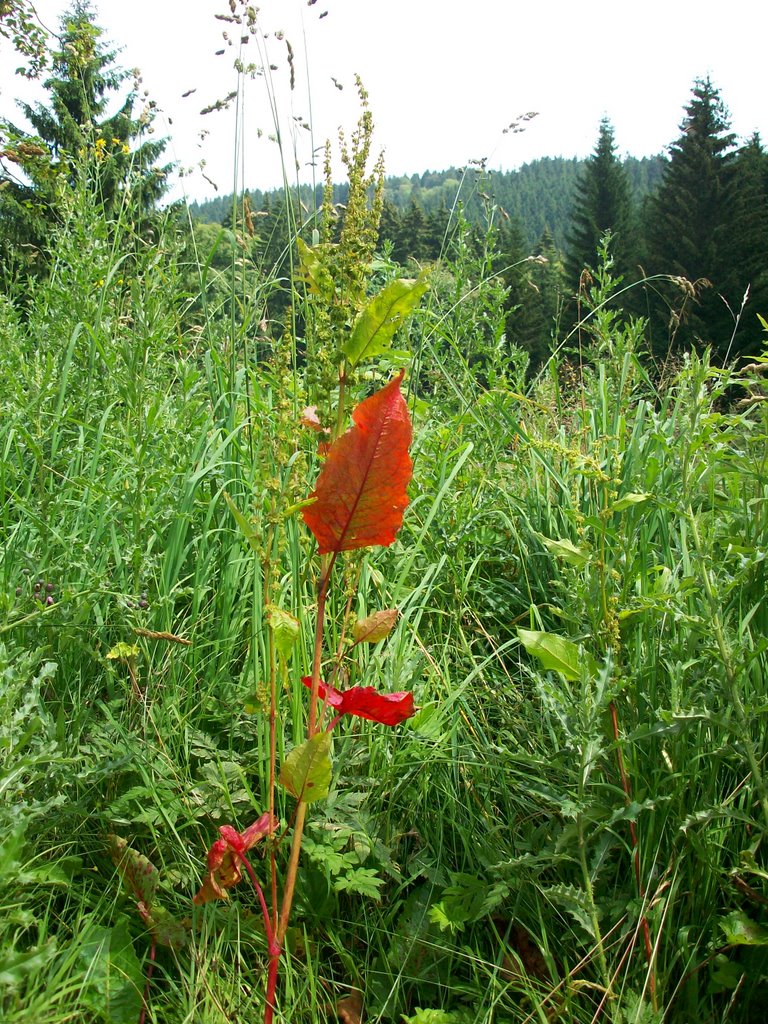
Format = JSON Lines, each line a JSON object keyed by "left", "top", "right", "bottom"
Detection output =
{"left": 1, "top": 0, "right": 766, "bottom": 202}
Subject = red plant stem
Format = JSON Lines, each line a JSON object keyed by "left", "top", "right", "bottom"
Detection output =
{"left": 238, "top": 852, "right": 281, "bottom": 1024}
{"left": 306, "top": 557, "right": 335, "bottom": 737}
{"left": 137, "top": 938, "right": 156, "bottom": 1024}
{"left": 609, "top": 699, "right": 657, "bottom": 1009}
{"left": 262, "top": 523, "right": 279, "bottom": 934}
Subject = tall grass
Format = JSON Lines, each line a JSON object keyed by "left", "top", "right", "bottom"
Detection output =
{"left": 2, "top": 14, "right": 768, "bottom": 1024}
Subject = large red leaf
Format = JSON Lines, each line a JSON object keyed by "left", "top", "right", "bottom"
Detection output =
{"left": 302, "top": 677, "right": 415, "bottom": 727}
{"left": 302, "top": 371, "right": 413, "bottom": 553}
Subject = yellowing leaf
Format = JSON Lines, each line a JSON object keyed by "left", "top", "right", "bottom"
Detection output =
{"left": 266, "top": 605, "right": 300, "bottom": 659}
{"left": 539, "top": 536, "right": 590, "bottom": 566}
{"left": 296, "top": 237, "right": 335, "bottom": 301}
{"left": 106, "top": 643, "right": 139, "bottom": 661}
{"left": 279, "top": 732, "right": 332, "bottom": 804}
{"left": 353, "top": 609, "right": 398, "bottom": 644}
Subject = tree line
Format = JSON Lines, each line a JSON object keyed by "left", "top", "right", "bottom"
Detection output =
{"left": 2, "top": 3, "right": 767, "bottom": 364}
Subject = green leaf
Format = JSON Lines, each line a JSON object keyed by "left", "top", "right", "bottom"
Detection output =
{"left": 144, "top": 905, "right": 189, "bottom": 949}
{"left": 223, "top": 491, "right": 261, "bottom": 555}
{"left": 344, "top": 272, "right": 429, "bottom": 367}
{"left": 0, "top": 942, "right": 58, "bottom": 988}
{"left": 332, "top": 867, "right": 385, "bottom": 899}
{"left": 517, "top": 629, "right": 597, "bottom": 680}
{"left": 720, "top": 910, "right": 768, "bottom": 946}
{"left": 611, "top": 492, "right": 651, "bottom": 512}
{"left": 77, "top": 921, "right": 143, "bottom": 1024}
{"left": 279, "top": 732, "right": 332, "bottom": 804}
{"left": 542, "top": 882, "right": 598, "bottom": 939}
{"left": 539, "top": 535, "right": 590, "bottom": 566}
{"left": 266, "top": 605, "right": 300, "bottom": 660}
{"left": 106, "top": 643, "right": 139, "bottom": 660}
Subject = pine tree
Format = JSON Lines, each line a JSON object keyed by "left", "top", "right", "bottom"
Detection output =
{"left": 565, "top": 118, "right": 636, "bottom": 291}
{"left": 506, "top": 227, "right": 565, "bottom": 369}
{"left": 723, "top": 134, "right": 768, "bottom": 356}
{"left": 0, "top": 0, "right": 171, "bottom": 270}
{"left": 644, "top": 77, "right": 737, "bottom": 355}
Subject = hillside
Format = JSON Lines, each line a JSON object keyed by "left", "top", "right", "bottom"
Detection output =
{"left": 187, "top": 154, "right": 665, "bottom": 249}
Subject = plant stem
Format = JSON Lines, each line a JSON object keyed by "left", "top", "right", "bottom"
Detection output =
{"left": 137, "top": 939, "right": 156, "bottom": 1024}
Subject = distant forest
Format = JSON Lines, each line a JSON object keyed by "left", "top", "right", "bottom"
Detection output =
{"left": 188, "top": 155, "right": 666, "bottom": 251}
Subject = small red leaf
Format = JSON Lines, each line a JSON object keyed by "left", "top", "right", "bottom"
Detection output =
{"left": 302, "top": 676, "right": 415, "bottom": 726}
{"left": 302, "top": 372, "right": 413, "bottom": 553}
{"left": 194, "top": 812, "right": 274, "bottom": 905}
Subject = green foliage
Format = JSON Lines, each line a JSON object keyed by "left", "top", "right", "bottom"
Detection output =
{"left": 3, "top": 18, "right": 768, "bottom": 1024}
{"left": 565, "top": 117, "right": 638, "bottom": 292}
{"left": 0, "top": 1, "right": 171, "bottom": 278}
{"left": 279, "top": 733, "right": 333, "bottom": 804}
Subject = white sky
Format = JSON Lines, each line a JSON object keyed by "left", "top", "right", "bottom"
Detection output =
{"left": 1, "top": 0, "right": 766, "bottom": 203}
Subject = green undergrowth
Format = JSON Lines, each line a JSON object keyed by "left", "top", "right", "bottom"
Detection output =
{"left": 1, "top": 145, "right": 768, "bottom": 1024}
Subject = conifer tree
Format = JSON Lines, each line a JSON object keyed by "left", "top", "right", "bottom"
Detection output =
{"left": 506, "top": 226, "right": 565, "bottom": 368}
{"left": 0, "top": 0, "right": 171, "bottom": 270}
{"left": 565, "top": 118, "right": 636, "bottom": 291}
{"left": 644, "top": 78, "right": 737, "bottom": 355}
{"left": 723, "top": 134, "right": 768, "bottom": 356}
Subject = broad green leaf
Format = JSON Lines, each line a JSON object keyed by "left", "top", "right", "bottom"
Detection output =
{"left": 611, "top": 492, "right": 651, "bottom": 512}
{"left": 266, "top": 605, "right": 300, "bottom": 659}
{"left": 539, "top": 536, "right": 590, "bottom": 566}
{"left": 77, "top": 921, "right": 143, "bottom": 1024}
{"left": 720, "top": 910, "right": 768, "bottom": 946}
{"left": 279, "top": 732, "right": 332, "bottom": 804}
{"left": 0, "top": 941, "right": 58, "bottom": 987}
{"left": 344, "top": 272, "right": 429, "bottom": 367}
{"left": 517, "top": 629, "right": 597, "bottom": 681}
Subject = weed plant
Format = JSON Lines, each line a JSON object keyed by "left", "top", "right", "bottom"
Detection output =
{"left": 2, "top": 8, "right": 768, "bottom": 1024}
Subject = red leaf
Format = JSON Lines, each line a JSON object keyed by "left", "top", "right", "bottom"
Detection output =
{"left": 193, "top": 812, "right": 274, "bottom": 905}
{"left": 302, "top": 676, "right": 415, "bottom": 726}
{"left": 302, "top": 371, "right": 413, "bottom": 553}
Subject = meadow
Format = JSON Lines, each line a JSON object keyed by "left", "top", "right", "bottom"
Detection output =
{"left": 2, "top": 51, "right": 768, "bottom": 1024}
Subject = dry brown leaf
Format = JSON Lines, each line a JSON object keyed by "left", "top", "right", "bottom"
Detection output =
{"left": 336, "top": 987, "right": 363, "bottom": 1024}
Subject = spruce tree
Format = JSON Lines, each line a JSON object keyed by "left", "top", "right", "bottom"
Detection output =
{"left": 0, "top": 0, "right": 170, "bottom": 270}
{"left": 723, "top": 134, "right": 768, "bottom": 356}
{"left": 565, "top": 118, "right": 636, "bottom": 291}
{"left": 644, "top": 77, "right": 737, "bottom": 356}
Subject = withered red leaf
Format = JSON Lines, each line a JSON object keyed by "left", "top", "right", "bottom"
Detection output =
{"left": 301, "top": 677, "right": 415, "bottom": 727}
{"left": 193, "top": 812, "right": 275, "bottom": 905}
{"left": 300, "top": 405, "right": 325, "bottom": 432}
{"left": 302, "top": 372, "right": 413, "bottom": 553}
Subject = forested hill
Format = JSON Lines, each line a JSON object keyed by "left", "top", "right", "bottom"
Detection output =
{"left": 187, "top": 154, "right": 665, "bottom": 249}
